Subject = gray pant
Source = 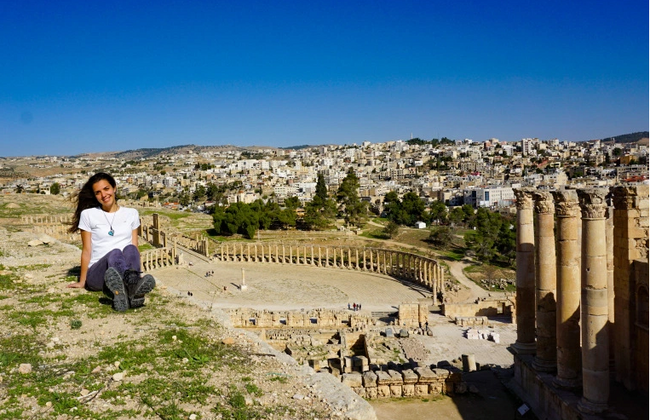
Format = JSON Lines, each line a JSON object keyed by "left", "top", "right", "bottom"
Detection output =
{"left": 85, "top": 244, "right": 141, "bottom": 291}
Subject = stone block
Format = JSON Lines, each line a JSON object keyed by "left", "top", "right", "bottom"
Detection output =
{"left": 343, "top": 357, "right": 353, "bottom": 373}
{"left": 402, "top": 369, "right": 418, "bottom": 384}
{"left": 341, "top": 373, "right": 363, "bottom": 388}
{"left": 414, "top": 384, "right": 428, "bottom": 396}
{"left": 432, "top": 368, "right": 452, "bottom": 379}
{"left": 448, "top": 371, "right": 462, "bottom": 383}
{"left": 377, "top": 385, "right": 391, "bottom": 398}
{"left": 365, "top": 387, "right": 378, "bottom": 399}
{"left": 455, "top": 382, "right": 468, "bottom": 394}
{"left": 402, "top": 384, "right": 415, "bottom": 397}
{"left": 429, "top": 382, "right": 444, "bottom": 395}
{"left": 376, "top": 370, "right": 392, "bottom": 386}
{"left": 362, "top": 371, "right": 378, "bottom": 387}
{"left": 390, "top": 385, "right": 403, "bottom": 397}
{"left": 414, "top": 366, "right": 436, "bottom": 383}
{"left": 352, "top": 355, "right": 368, "bottom": 368}
{"left": 387, "top": 370, "right": 403, "bottom": 384}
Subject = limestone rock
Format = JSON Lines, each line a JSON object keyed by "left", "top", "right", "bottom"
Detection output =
{"left": 38, "top": 234, "right": 56, "bottom": 244}
{"left": 18, "top": 363, "right": 32, "bottom": 374}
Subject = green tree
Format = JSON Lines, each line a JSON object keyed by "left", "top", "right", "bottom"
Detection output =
{"left": 304, "top": 174, "right": 337, "bottom": 230}
{"left": 464, "top": 208, "right": 515, "bottom": 265}
{"left": 179, "top": 192, "right": 191, "bottom": 207}
{"left": 315, "top": 173, "right": 328, "bottom": 202}
{"left": 383, "top": 221, "right": 400, "bottom": 239}
{"left": 193, "top": 185, "right": 207, "bottom": 202}
{"left": 50, "top": 182, "right": 61, "bottom": 195}
{"left": 429, "top": 201, "right": 448, "bottom": 225}
{"left": 336, "top": 167, "right": 366, "bottom": 227}
{"left": 284, "top": 196, "right": 300, "bottom": 210}
{"left": 428, "top": 226, "right": 452, "bottom": 248}
{"left": 212, "top": 202, "right": 258, "bottom": 239}
{"left": 448, "top": 207, "right": 465, "bottom": 226}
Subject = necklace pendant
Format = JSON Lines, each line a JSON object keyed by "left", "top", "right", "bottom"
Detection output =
{"left": 108, "top": 230, "right": 114, "bottom": 236}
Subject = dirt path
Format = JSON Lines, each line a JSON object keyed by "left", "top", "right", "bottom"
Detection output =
{"left": 444, "top": 258, "right": 490, "bottom": 300}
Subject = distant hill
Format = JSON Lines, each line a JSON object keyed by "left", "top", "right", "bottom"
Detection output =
{"left": 598, "top": 131, "right": 648, "bottom": 144}
{"left": 280, "top": 145, "right": 313, "bottom": 150}
{"left": 70, "top": 144, "right": 281, "bottom": 160}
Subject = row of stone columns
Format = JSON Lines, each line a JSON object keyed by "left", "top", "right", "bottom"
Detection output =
{"left": 514, "top": 187, "right": 618, "bottom": 414}
{"left": 215, "top": 243, "right": 445, "bottom": 297}
{"left": 21, "top": 215, "right": 72, "bottom": 224}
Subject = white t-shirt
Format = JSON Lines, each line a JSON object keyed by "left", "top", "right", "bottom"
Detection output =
{"left": 78, "top": 206, "right": 141, "bottom": 267}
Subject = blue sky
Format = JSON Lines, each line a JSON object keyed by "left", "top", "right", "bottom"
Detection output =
{"left": 1, "top": 0, "right": 648, "bottom": 157}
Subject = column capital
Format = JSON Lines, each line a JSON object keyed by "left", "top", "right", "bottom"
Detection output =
{"left": 577, "top": 188, "right": 608, "bottom": 219}
{"left": 611, "top": 185, "right": 646, "bottom": 210}
{"left": 514, "top": 188, "right": 535, "bottom": 210}
{"left": 552, "top": 189, "right": 579, "bottom": 217}
{"left": 532, "top": 191, "right": 555, "bottom": 214}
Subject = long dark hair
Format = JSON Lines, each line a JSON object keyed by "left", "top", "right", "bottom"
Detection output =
{"left": 68, "top": 172, "right": 117, "bottom": 233}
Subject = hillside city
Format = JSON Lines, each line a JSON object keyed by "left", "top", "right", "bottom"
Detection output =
{"left": 1, "top": 135, "right": 648, "bottom": 216}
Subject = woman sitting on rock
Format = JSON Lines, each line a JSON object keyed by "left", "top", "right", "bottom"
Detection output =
{"left": 67, "top": 172, "right": 155, "bottom": 311}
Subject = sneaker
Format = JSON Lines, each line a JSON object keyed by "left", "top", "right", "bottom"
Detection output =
{"left": 104, "top": 267, "right": 129, "bottom": 312}
{"left": 125, "top": 273, "right": 156, "bottom": 308}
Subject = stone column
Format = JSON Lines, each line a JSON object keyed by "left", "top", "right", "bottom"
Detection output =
{"left": 552, "top": 190, "right": 582, "bottom": 389}
{"left": 532, "top": 191, "right": 557, "bottom": 372}
{"left": 577, "top": 189, "right": 609, "bottom": 414}
{"left": 611, "top": 185, "right": 649, "bottom": 390}
{"left": 513, "top": 188, "right": 536, "bottom": 355}
{"left": 606, "top": 205, "right": 615, "bottom": 368}
{"left": 428, "top": 262, "right": 434, "bottom": 301}
{"left": 152, "top": 213, "right": 161, "bottom": 246}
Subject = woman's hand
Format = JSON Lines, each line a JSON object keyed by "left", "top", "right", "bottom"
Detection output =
{"left": 67, "top": 281, "right": 85, "bottom": 289}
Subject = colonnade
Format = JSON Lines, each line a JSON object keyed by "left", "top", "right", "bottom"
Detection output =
{"left": 21, "top": 215, "right": 72, "bottom": 224}
{"left": 214, "top": 242, "right": 445, "bottom": 298}
{"left": 513, "top": 185, "right": 649, "bottom": 415}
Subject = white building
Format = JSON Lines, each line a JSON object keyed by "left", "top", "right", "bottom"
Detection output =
{"left": 465, "top": 187, "right": 515, "bottom": 208}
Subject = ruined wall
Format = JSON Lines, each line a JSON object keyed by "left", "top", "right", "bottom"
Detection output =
{"left": 340, "top": 367, "right": 460, "bottom": 399}
{"left": 229, "top": 308, "right": 372, "bottom": 329}
{"left": 442, "top": 297, "right": 514, "bottom": 320}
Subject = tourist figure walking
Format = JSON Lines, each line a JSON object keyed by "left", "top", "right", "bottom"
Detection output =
{"left": 67, "top": 172, "right": 155, "bottom": 311}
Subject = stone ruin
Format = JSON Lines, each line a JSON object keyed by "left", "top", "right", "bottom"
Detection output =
{"left": 228, "top": 304, "right": 475, "bottom": 400}
{"left": 479, "top": 277, "right": 515, "bottom": 290}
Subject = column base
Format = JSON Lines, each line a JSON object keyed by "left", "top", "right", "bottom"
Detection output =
{"left": 552, "top": 375, "right": 581, "bottom": 391}
{"left": 532, "top": 357, "right": 556, "bottom": 373}
{"left": 512, "top": 341, "right": 536, "bottom": 355}
{"left": 577, "top": 397, "right": 607, "bottom": 415}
